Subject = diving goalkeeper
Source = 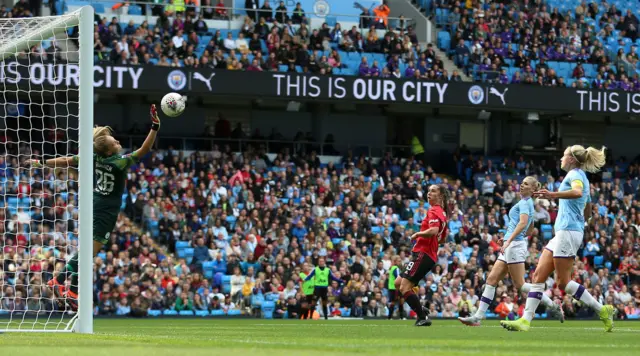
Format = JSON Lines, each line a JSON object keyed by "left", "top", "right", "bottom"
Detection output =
{"left": 28, "top": 105, "right": 161, "bottom": 310}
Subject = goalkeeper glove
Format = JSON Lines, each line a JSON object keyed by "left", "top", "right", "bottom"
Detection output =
{"left": 28, "top": 159, "right": 43, "bottom": 168}
{"left": 150, "top": 104, "right": 161, "bottom": 131}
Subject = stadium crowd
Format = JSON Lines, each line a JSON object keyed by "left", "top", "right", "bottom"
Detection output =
{"left": 76, "top": 0, "right": 466, "bottom": 80}
{"left": 0, "top": 123, "right": 639, "bottom": 320}
{"left": 433, "top": 0, "right": 640, "bottom": 90}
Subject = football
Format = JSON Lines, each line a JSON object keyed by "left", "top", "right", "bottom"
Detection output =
{"left": 160, "top": 92, "right": 186, "bottom": 117}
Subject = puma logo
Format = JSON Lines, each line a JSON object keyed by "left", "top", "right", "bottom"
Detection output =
{"left": 490, "top": 87, "right": 508, "bottom": 105}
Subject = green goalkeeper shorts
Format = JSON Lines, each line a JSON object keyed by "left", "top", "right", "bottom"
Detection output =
{"left": 93, "top": 210, "right": 119, "bottom": 245}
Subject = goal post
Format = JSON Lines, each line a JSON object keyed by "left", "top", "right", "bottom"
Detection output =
{"left": 78, "top": 4, "right": 95, "bottom": 335}
{"left": 0, "top": 6, "right": 94, "bottom": 333}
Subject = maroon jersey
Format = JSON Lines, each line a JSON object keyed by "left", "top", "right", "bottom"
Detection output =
{"left": 413, "top": 205, "right": 448, "bottom": 261}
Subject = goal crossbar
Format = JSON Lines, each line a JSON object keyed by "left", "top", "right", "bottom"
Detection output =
{"left": 0, "top": 10, "right": 82, "bottom": 62}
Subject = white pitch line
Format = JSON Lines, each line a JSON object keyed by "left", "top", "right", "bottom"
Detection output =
{"left": 248, "top": 323, "right": 640, "bottom": 333}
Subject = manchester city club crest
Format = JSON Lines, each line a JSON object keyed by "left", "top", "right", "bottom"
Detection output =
{"left": 468, "top": 85, "right": 484, "bottom": 105}
{"left": 167, "top": 70, "right": 187, "bottom": 91}
{"left": 313, "top": 0, "right": 331, "bottom": 18}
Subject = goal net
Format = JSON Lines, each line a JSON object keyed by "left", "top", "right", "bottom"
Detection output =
{"left": 0, "top": 7, "right": 94, "bottom": 333}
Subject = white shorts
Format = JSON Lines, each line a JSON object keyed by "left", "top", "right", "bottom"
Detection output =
{"left": 545, "top": 230, "right": 583, "bottom": 258}
{"left": 497, "top": 240, "right": 528, "bottom": 264}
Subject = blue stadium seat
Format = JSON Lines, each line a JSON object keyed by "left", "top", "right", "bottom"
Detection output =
{"left": 163, "top": 309, "right": 178, "bottom": 316}
{"left": 211, "top": 310, "right": 225, "bottom": 316}
{"left": 179, "top": 310, "right": 194, "bottom": 316}
{"left": 222, "top": 274, "right": 232, "bottom": 293}
{"left": 148, "top": 310, "right": 162, "bottom": 317}
{"left": 541, "top": 224, "right": 553, "bottom": 240}
{"left": 176, "top": 241, "right": 189, "bottom": 249}
{"left": 227, "top": 309, "right": 241, "bottom": 316}
{"left": 91, "top": 3, "right": 105, "bottom": 13}
{"left": 261, "top": 301, "right": 275, "bottom": 319}
{"left": 195, "top": 310, "right": 210, "bottom": 317}
{"left": 594, "top": 255, "right": 604, "bottom": 267}
{"left": 128, "top": 5, "right": 142, "bottom": 14}
{"left": 183, "top": 248, "right": 195, "bottom": 264}
{"left": 437, "top": 31, "right": 451, "bottom": 50}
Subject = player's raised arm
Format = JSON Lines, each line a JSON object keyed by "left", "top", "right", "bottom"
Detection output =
{"left": 27, "top": 156, "right": 78, "bottom": 168}
{"left": 132, "top": 104, "right": 161, "bottom": 159}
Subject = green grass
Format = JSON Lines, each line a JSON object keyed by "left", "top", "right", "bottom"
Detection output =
{"left": 1, "top": 319, "right": 638, "bottom": 356}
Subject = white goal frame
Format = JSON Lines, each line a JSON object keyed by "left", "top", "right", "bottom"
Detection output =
{"left": 0, "top": 6, "right": 94, "bottom": 334}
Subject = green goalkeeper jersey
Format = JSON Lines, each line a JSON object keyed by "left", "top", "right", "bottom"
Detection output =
{"left": 73, "top": 152, "right": 138, "bottom": 244}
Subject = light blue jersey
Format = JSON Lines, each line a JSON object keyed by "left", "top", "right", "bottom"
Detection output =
{"left": 554, "top": 168, "right": 590, "bottom": 232}
{"left": 504, "top": 197, "right": 534, "bottom": 242}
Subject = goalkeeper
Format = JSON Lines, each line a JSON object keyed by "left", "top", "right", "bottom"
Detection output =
{"left": 29, "top": 105, "right": 161, "bottom": 310}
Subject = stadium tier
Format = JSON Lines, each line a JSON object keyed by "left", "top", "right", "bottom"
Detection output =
{"left": 430, "top": 0, "right": 640, "bottom": 89}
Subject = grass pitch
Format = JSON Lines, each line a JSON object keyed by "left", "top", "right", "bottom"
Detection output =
{"left": 0, "top": 319, "right": 638, "bottom": 356}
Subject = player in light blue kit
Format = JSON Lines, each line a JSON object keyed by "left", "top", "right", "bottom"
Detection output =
{"left": 501, "top": 145, "right": 615, "bottom": 332}
{"left": 459, "top": 176, "right": 563, "bottom": 326}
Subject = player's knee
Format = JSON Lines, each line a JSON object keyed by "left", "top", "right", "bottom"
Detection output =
{"left": 513, "top": 281, "right": 524, "bottom": 290}
{"left": 532, "top": 270, "right": 545, "bottom": 283}
{"left": 398, "top": 279, "right": 412, "bottom": 294}
{"left": 556, "top": 280, "right": 569, "bottom": 291}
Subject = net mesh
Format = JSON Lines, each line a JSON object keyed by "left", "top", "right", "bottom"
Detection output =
{"left": 0, "top": 13, "right": 82, "bottom": 332}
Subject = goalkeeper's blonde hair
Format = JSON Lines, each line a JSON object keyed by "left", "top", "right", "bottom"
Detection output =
{"left": 93, "top": 126, "right": 114, "bottom": 157}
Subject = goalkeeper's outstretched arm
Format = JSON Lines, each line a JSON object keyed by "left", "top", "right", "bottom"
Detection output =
{"left": 27, "top": 156, "right": 78, "bottom": 168}
{"left": 132, "top": 104, "right": 161, "bottom": 159}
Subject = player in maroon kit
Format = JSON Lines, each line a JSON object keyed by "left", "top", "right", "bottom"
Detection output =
{"left": 398, "top": 184, "right": 450, "bottom": 326}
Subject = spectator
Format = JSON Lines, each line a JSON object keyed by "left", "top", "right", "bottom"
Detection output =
{"left": 223, "top": 32, "right": 237, "bottom": 51}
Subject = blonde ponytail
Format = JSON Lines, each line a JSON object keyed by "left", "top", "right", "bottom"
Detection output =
{"left": 568, "top": 145, "right": 606, "bottom": 173}
{"left": 583, "top": 146, "right": 607, "bottom": 173}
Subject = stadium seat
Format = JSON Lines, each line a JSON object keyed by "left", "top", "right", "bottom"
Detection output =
{"left": 227, "top": 309, "right": 241, "bottom": 316}
{"left": 179, "top": 310, "right": 194, "bottom": 316}
{"left": 126, "top": 4, "right": 142, "bottom": 14}
{"left": 594, "top": 256, "right": 604, "bottom": 267}
{"left": 183, "top": 248, "right": 195, "bottom": 264}
{"left": 222, "top": 275, "right": 232, "bottom": 294}
{"left": 90, "top": 3, "right": 104, "bottom": 13}
{"left": 195, "top": 310, "right": 210, "bottom": 317}
{"left": 251, "top": 293, "right": 265, "bottom": 309}
{"left": 211, "top": 310, "right": 225, "bottom": 316}
{"left": 148, "top": 310, "right": 162, "bottom": 317}
{"left": 541, "top": 224, "right": 553, "bottom": 240}
{"left": 261, "top": 301, "right": 275, "bottom": 319}
{"left": 163, "top": 309, "right": 178, "bottom": 316}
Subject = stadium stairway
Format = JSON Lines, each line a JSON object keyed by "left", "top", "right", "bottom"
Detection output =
{"left": 432, "top": 44, "right": 470, "bottom": 81}
{"left": 392, "top": 0, "right": 471, "bottom": 81}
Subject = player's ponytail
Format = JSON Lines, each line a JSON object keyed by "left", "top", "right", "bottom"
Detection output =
{"left": 437, "top": 184, "right": 452, "bottom": 219}
{"left": 568, "top": 145, "right": 606, "bottom": 173}
{"left": 93, "top": 126, "right": 113, "bottom": 157}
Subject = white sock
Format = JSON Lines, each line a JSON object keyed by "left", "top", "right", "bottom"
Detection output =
{"left": 523, "top": 283, "right": 545, "bottom": 322}
{"left": 522, "top": 283, "right": 554, "bottom": 309}
{"left": 565, "top": 280, "right": 602, "bottom": 313}
{"left": 475, "top": 284, "right": 496, "bottom": 318}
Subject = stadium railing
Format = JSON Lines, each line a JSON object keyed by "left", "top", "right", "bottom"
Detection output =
{"left": 66, "top": 0, "right": 415, "bottom": 33}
